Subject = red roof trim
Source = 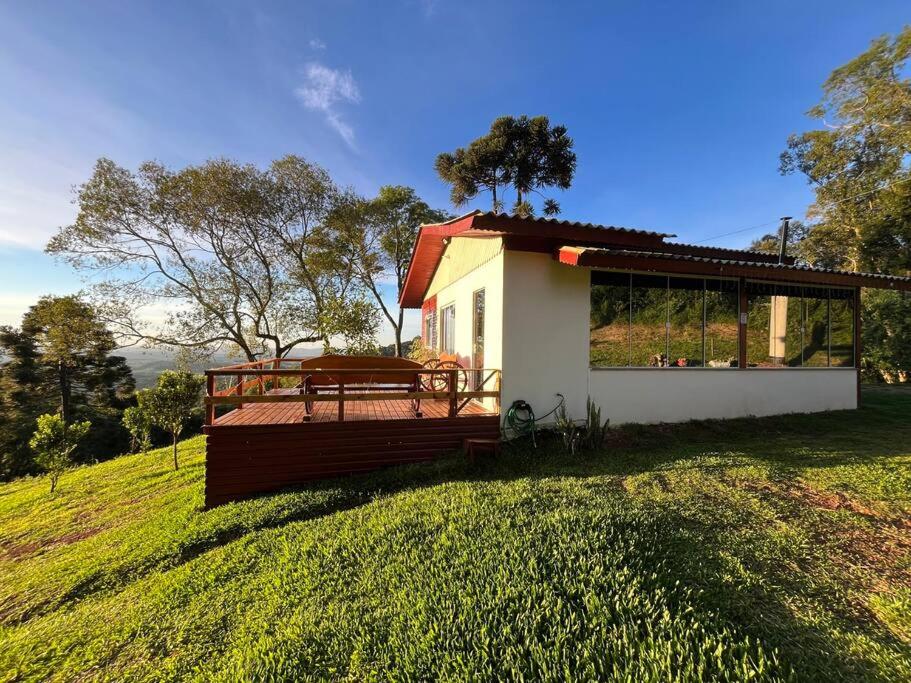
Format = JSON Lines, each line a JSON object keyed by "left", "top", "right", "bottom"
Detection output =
{"left": 400, "top": 211, "right": 679, "bottom": 308}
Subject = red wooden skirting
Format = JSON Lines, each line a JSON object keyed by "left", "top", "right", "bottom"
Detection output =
{"left": 203, "top": 412, "right": 499, "bottom": 507}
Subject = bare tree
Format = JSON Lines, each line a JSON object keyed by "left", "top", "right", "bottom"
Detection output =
{"left": 47, "top": 156, "right": 378, "bottom": 361}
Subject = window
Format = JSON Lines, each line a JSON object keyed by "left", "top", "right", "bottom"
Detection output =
{"left": 830, "top": 288, "right": 855, "bottom": 367}
{"left": 705, "top": 278, "right": 739, "bottom": 367}
{"left": 590, "top": 272, "right": 739, "bottom": 368}
{"left": 590, "top": 272, "right": 631, "bottom": 367}
{"left": 472, "top": 290, "right": 485, "bottom": 366}
{"left": 472, "top": 289, "right": 485, "bottom": 387}
{"left": 631, "top": 274, "right": 669, "bottom": 366}
{"left": 590, "top": 274, "right": 855, "bottom": 370}
{"left": 440, "top": 304, "right": 456, "bottom": 355}
{"left": 803, "top": 287, "right": 830, "bottom": 367}
{"left": 668, "top": 277, "right": 704, "bottom": 367}
{"left": 746, "top": 282, "right": 855, "bottom": 367}
{"left": 423, "top": 310, "right": 437, "bottom": 350}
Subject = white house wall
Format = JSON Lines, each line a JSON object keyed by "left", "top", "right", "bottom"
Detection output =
{"left": 501, "top": 251, "right": 591, "bottom": 423}
{"left": 426, "top": 247, "right": 859, "bottom": 427}
{"left": 588, "top": 368, "right": 858, "bottom": 425}
{"left": 427, "top": 238, "right": 504, "bottom": 411}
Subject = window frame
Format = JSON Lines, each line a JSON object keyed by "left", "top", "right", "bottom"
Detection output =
{"left": 440, "top": 302, "right": 456, "bottom": 356}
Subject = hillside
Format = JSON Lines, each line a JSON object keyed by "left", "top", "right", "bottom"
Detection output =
{"left": 1, "top": 387, "right": 909, "bottom": 681}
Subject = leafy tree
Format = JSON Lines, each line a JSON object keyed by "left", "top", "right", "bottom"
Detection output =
{"left": 337, "top": 187, "right": 449, "bottom": 356}
{"left": 47, "top": 156, "right": 378, "bottom": 361}
{"left": 29, "top": 413, "right": 91, "bottom": 493}
{"left": 0, "top": 327, "right": 49, "bottom": 479}
{"left": 778, "top": 27, "right": 911, "bottom": 374}
{"left": 123, "top": 389, "right": 154, "bottom": 454}
{"left": 145, "top": 371, "right": 205, "bottom": 470}
{"left": 21, "top": 296, "right": 132, "bottom": 424}
{"left": 779, "top": 27, "right": 911, "bottom": 274}
{"left": 0, "top": 297, "right": 134, "bottom": 477}
{"left": 861, "top": 289, "right": 911, "bottom": 380}
{"left": 749, "top": 221, "right": 811, "bottom": 260}
{"left": 435, "top": 115, "right": 576, "bottom": 216}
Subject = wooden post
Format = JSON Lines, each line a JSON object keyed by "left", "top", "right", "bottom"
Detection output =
{"left": 338, "top": 378, "right": 345, "bottom": 422}
{"left": 738, "top": 278, "right": 748, "bottom": 369}
{"left": 854, "top": 286, "right": 862, "bottom": 408}
{"left": 236, "top": 373, "right": 244, "bottom": 408}
{"left": 272, "top": 359, "right": 281, "bottom": 392}
{"left": 448, "top": 369, "right": 457, "bottom": 417}
{"left": 205, "top": 373, "right": 215, "bottom": 426}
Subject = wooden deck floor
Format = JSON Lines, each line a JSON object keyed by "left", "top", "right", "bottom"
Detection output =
{"left": 213, "top": 393, "right": 494, "bottom": 426}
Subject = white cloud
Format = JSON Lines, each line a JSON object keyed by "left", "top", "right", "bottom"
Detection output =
{"left": 294, "top": 62, "right": 361, "bottom": 149}
{"left": 308, "top": 38, "right": 326, "bottom": 50}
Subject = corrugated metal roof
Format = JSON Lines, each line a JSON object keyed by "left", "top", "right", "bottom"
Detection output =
{"left": 567, "top": 247, "right": 911, "bottom": 287}
{"left": 469, "top": 211, "right": 675, "bottom": 238}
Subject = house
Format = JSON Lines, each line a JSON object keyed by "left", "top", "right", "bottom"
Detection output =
{"left": 399, "top": 210, "right": 911, "bottom": 426}
{"left": 202, "top": 209, "right": 909, "bottom": 506}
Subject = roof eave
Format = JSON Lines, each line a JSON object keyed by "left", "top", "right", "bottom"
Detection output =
{"left": 558, "top": 247, "right": 911, "bottom": 291}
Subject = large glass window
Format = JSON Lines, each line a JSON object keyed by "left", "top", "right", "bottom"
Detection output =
{"left": 746, "top": 282, "right": 855, "bottom": 367}
{"left": 590, "top": 272, "right": 631, "bottom": 367}
{"left": 590, "top": 274, "right": 855, "bottom": 370}
{"left": 830, "top": 289, "right": 855, "bottom": 367}
{"left": 631, "top": 274, "right": 669, "bottom": 366}
{"left": 668, "top": 277, "right": 704, "bottom": 367}
{"left": 705, "top": 278, "right": 739, "bottom": 367}
{"left": 440, "top": 304, "right": 456, "bottom": 355}
{"left": 590, "top": 272, "right": 739, "bottom": 368}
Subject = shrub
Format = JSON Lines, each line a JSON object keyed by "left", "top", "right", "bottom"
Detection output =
{"left": 29, "top": 413, "right": 91, "bottom": 492}
{"left": 145, "top": 371, "right": 205, "bottom": 470}
{"left": 122, "top": 389, "right": 154, "bottom": 455}
{"left": 583, "top": 397, "right": 610, "bottom": 451}
{"left": 554, "top": 402, "right": 580, "bottom": 454}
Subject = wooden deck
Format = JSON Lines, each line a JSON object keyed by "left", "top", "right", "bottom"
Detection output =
{"left": 213, "top": 391, "right": 493, "bottom": 426}
{"left": 202, "top": 358, "right": 501, "bottom": 507}
{"left": 204, "top": 394, "right": 499, "bottom": 508}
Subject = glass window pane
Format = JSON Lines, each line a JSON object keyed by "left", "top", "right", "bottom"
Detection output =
{"left": 668, "top": 277, "right": 704, "bottom": 367}
{"left": 830, "top": 289, "right": 855, "bottom": 367}
{"left": 590, "top": 272, "right": 630, "bottom": 367}
{"left": 785, "top": 289, "right": 803, "bottom": 367}
{"left": 803, "top": 287, "right": 829, "bottom": 367}
{"left": 440, "top": 305, "right": 455, "bottom": 355}
{"left": 631, "top": 274, "right": 668, "bottom": 366}
{"left": 705, "top": 279, "right": 739, "bottom": 367}
{"left": 747, "top": 281, "right": 775, "bottom": 367}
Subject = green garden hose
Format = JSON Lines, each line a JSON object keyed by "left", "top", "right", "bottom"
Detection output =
{"left": 503, "top": 394, "right": 566, "bottom": 447}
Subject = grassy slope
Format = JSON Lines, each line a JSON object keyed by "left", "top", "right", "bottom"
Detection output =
{"left": 1, "top": 387, "right": 909, "bottom": 681}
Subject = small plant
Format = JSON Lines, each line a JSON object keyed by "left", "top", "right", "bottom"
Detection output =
{"left": 554, "top": 403, "right": 580, "bottom": 454}
{"left": 123, "top": 389, "right": 154, "bottom": 455}
{"left": 146, "top": 370, "right": 205, "bottom": 470}
{"left": 29, "top": 413, "right": 91, "bottom": 492}
{"left": 582, "top": 397, "right": 611, "bottom": 451}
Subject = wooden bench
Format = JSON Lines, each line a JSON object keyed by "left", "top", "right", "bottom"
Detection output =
{"left": 297, "top": 355, "right": 425, "bottom": 421}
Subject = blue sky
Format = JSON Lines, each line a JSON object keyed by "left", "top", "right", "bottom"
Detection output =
{"left": 1, "top": 1, "right": 908, "bottom": 342}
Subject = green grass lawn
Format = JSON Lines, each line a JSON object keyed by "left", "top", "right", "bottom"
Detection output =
{"left": 1, "top": 387, "right": 910, "bottom": 681}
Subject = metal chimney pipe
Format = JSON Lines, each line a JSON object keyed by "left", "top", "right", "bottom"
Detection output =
{"left": 778, "top": 216, "right": 792, "bottom": 264}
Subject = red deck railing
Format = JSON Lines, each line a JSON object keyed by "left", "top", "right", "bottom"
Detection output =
{"left": 204, "top": 357, "right": 500, "bottom": 425}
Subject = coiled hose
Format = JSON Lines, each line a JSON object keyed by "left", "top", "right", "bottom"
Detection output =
{"left": 503, "top": 393, "right": 565, "bottom": 447}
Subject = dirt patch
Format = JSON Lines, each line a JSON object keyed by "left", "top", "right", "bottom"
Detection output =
{"left": 736, "top": 477, "right": 911, "bottom": 592}
{"left": 1, "top": 527, "right": 103, "bottom": 561}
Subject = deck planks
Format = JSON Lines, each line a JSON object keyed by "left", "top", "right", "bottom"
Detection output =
{"left": 213, "top": 393, "right": 493, "bottom": 426}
